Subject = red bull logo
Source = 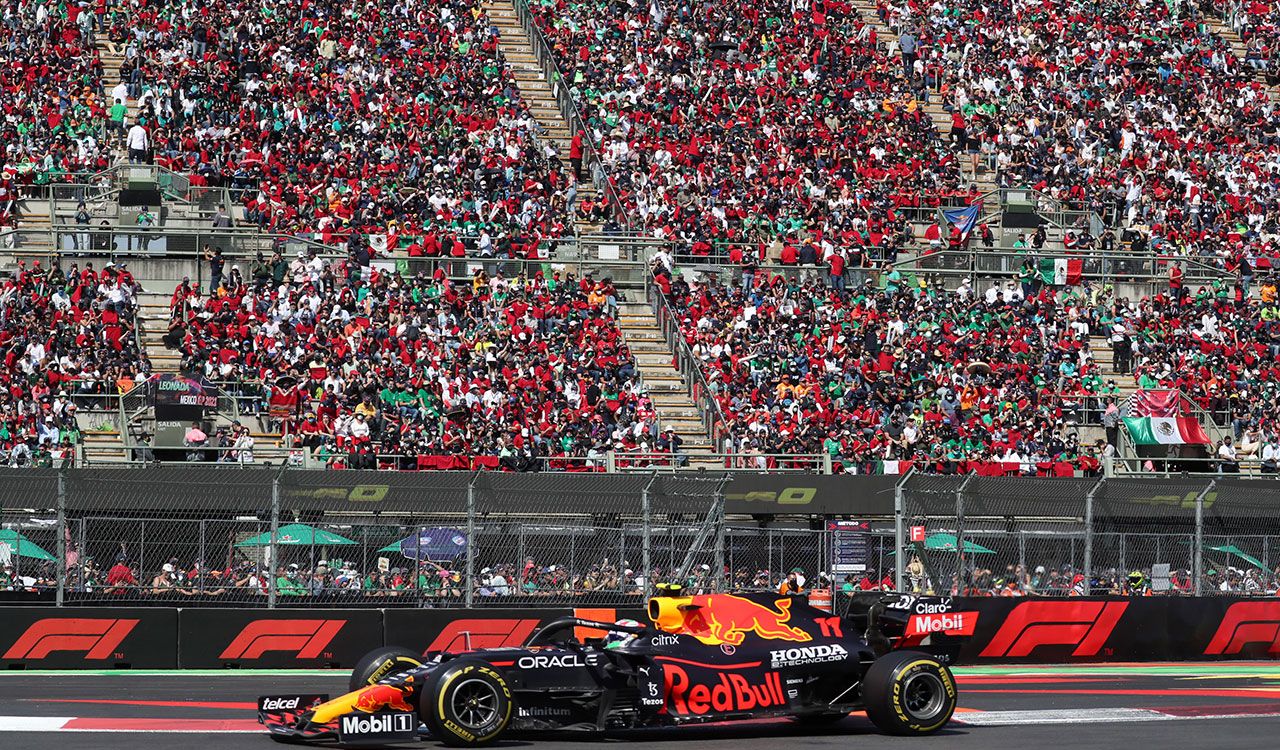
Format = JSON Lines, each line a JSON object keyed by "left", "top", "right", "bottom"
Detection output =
{"left": 664, "top": 663, "right": 786, "bottom": 715}
{"left": 679, "top": 595, "right": 813, "bottom": 646}
{"left": 351, "top": 684, "right": 414, "bottom": 714}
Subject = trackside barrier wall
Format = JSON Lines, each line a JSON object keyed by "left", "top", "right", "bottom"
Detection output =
{"left": 0, "top": 599, "right": 1276, "bottom": 670}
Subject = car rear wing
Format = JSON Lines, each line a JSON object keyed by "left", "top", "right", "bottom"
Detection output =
{"left": 844, "top": 593, "right": 971, "bottom": 665}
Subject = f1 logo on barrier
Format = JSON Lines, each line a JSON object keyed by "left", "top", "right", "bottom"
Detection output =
{"left": 979, "top": 601, "right": 1128, "bottom": 658}
{"left": 2, "top": 618, "right": 139, "bottom": 660}
{"left": 425, "top": 619, "right": 542, "bottom": 652}
{"left": 219, "top": 620, "right": 347, "bottom": 660}
{"left": 1203, "top": 602, "right": 1280, "bottom": 656}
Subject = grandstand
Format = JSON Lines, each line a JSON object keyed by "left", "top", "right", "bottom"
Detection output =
{"left": 0, "top": 0, "right": 1277, "bottom": 478}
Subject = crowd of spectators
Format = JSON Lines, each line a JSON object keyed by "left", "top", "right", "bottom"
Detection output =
{"left": 9, "top": 549, "right": 1277, "bottom": 599}
{"left": 874, "top": 0, "right": 1280, "bottom": 269}
{"left": 661, "top": 265, "right": 1115, "bottom": 475}
{"left": 168, "top": 250, "right": 663, "bottom": 469}
{"left": 530, "top": 0, "right": 974, "bottom": 263}
{"left": 1206, "top": 0, "right": 1280, "bottom": 80}
{"left": 2, "top": 0, "right": 109, "bottom": 205}
{"left": 103, "top": 0, "right": 575, "bottom": 244}
{"left": 0, "top": 259, "right": 145, "bottom": 466}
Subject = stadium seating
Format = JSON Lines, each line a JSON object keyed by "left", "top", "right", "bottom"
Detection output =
{"left": 528, "top": 0, "right": 974, "bottom": 264}
{"left": 873, "top": 0, "right": 1280, "bottom": 266}
{"left": 0, "top": 260, "right": 144, "bottom": 466}
{"left": 658, "top": 266, "right": 1113, "bottom": 475}
{"left": 168, "top": 260, "right": 664, "bottom": 470}
{"left": 0, "top": 1, "right": 108, "bottom": 196}
{"left": 104, "top": 0, "right": 574, "bottom": 243}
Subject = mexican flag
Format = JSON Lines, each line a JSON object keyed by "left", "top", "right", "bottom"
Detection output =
{"left": 1122, "top": 417, "right": 1211, "bottom": 446}
{"left": 1038, "top": 258, "right": 1083, "bottom": 285}
{"left": 879, "top": 460, "right": 914, "bottom": 475}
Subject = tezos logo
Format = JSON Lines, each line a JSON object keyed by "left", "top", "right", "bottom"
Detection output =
{"left": 769, "top": 644, "right": 848, "bottom": 668}
{"left": 651, "top": 634, "right": 680, "bottom": 647}
{"left": 340, "top": 713, "right": 414, "bottom": 735}
{"left": 516, "top": 653, "right": 597, "bottom": 669}
{"left": 260, "top": 697, "right": 300, "bottom": 711}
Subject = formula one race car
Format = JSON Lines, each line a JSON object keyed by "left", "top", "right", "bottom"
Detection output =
{"left": 258, "top": 589, "right": 968, "bottom": 746}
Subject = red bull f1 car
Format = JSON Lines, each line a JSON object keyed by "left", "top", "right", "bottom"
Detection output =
{"left": 258, "top": 590, "right": 968, "bottom": 746}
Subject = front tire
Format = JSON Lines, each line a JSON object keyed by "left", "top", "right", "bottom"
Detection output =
{"left": 861, "top": 651, "right": 957, "bottom": 735}
{"left": 348, "top": 646, "right": 424, "bottom": 691}
{"left": 420, "top": 659, "right": 513, "bottom": 747}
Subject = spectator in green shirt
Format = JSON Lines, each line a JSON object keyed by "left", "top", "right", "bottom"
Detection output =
{"left": 275, "top": 564, "right": 306, "bottom": 596}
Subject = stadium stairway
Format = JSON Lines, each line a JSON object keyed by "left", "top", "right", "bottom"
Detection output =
{"left": 483, "top": 0, "right": 601, "bottom": 233}
{"left": 1201, "top": 15, "right": 1280, "bottom": 106}
{"left": 95, "top": 39, "right": 137, "bottom": 161}
{"left": 848, "top": 0, "right": 999, "bottom": 201}
{"left": 8, "top": 193, "right": 56, "bottom": 268}
{"left": 616, "top": 301, "right": 717, "bottom": 461}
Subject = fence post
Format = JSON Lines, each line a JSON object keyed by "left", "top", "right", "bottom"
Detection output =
{"left": 954, "top": 473, "right": 975, "bottom": 594}
{"left": 465, "top": 472, "right": 478, "bottom": 608}
{"left": 1084, "top": 477, "right": 1103, "bottom": 594}
{"left": 56, "top": 466, "right": 67, "bottom": 607}
{"left": 268, "top": 466, "right": 284, "bottom": 609}
{"left": 713, "top": 475, "right": 729, "bottom": 593}
{"left": 893, "top": 467, "right": 914, "bottom": 591}
{"left": 641, "top": 472, "right": 657, "bottom": 597}
{"left": 1193, "top": 480, "right": 1214, "bottom": 597}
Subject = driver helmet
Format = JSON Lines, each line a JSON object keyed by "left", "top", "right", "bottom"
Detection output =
{"left": 604, "top": 618, "right": 642, "bottom": 650}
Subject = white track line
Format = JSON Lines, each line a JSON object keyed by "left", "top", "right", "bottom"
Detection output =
{"left": 957, "top": 708, "right": 1280, "bottom": 726}
{"left": 0, "top": 717, "right": 76, "bottom": 731}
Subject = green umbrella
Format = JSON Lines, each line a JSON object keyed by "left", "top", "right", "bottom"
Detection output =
{"left": 888, "top": 534, "right": 996, "bottom": 555}
{"left": 0, "top": 529, "right": 56, "bottom": 561}
{"left": 1207, "top": 544, "right": 1266, "bottom": 570}
{"left": 234, "top": 523, "right": 358, "bottom": 547}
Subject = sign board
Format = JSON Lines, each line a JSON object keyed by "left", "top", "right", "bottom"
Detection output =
{"left": 827, "top": 520, "right": 870, "bottom": 574}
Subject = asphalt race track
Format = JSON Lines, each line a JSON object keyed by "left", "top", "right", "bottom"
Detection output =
{"left": 3, "top": 664, "right": 1280, "bottom": 749}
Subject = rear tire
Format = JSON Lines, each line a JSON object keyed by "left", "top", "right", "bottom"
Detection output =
{"left": 419, "top": 659, "right": 513, "bottom": 747}
{"left": 861, "top": 651, "right": 956, "bottom": 735}
{"left": 348, "top": 646, "right": 424, "bottom": 691}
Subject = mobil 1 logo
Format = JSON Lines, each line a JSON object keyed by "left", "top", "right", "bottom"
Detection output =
{"left": 338, "top": 711, "right": 417, "bottom": 744}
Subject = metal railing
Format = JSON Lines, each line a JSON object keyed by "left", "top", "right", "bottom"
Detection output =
{"left": 510, "top": 0, "right": 632, "bottom": 230}
{"left": 646, "top": 272, "right": 726, "bottom": 448}
{"left": 897, "top": 248, "right": 1233, "bottom": 288}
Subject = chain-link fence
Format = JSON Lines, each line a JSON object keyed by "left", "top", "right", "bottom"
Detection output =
{"left": 5, "top": 469, "right": 1279, "bottom": 607}
{"left": 2, "top": 469, "right": 762, "bottom": 607}
{"left": 895, "top": 472, "right": 1280, "bottom": 596}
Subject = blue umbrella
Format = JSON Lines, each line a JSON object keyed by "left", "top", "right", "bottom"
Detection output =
{"left": 379, "top": 528, "right": 468, "bottom": 561}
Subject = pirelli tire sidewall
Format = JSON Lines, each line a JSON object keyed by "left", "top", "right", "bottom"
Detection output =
{"left": 422, "top": 659, "right": 514, "bottom": 747}
{"left": 861, "top": 651, "right": 957, "bottom": 736}
{"left": 348, "top": 646, "right": 425, "bottom": 691}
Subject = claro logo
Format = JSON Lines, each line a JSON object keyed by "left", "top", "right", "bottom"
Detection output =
{"left": 1203, "top": 602, "right": 1280, "bottom": 656}
{"left": 979, "top": 601, "right": 1128, "bottom": 658}
{"left": 2, "top": 618, "right": 139, "bottom": 660}
{"left": 219, "top": 619, "right": 347, "bottom": 660}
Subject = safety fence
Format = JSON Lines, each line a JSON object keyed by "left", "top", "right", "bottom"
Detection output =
{"left": 894, "top": 472, "right": 1280, "bottom": 596}
{"left": 3, "top": 471, "right": 1279, "bottom": 611}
